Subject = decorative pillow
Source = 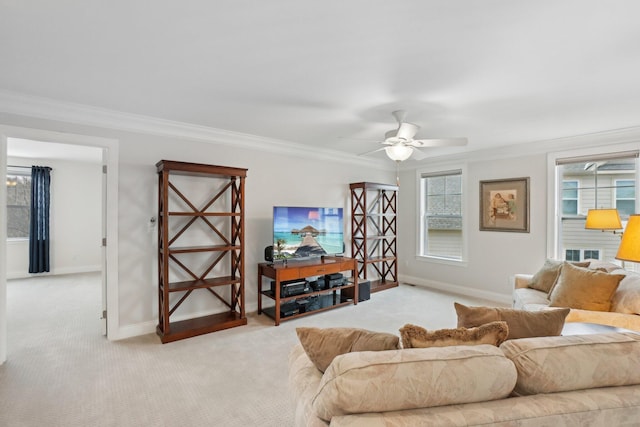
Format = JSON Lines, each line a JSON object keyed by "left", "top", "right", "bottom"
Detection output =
{"left": 549, "top": 262, "right": 625, "bottom": 312}
{"left": 399, "top": 321, "right": 508, "bottom": 349}
{"left": 455, "top": 302, "right": 570, "bottom": 340}
{"left": 500, "top": 332, "right": 640, "bottom": 395}
{"left": 529, "top": 259, "right": 590, "bottom": 293}
{"left": 295, "top": 327, "right": 400, "bottom": 372}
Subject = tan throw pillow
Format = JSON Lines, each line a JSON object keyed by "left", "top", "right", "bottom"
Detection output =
{"left": 529, "top": 259, "right": 590, "bottom": 293}
{"left": 399, "top": 321, "right": 508, "bottom": 349}
{"left": 296, "top": 327, "right": 400, "bottom": 372}
{"left": 454, "top": 302, "right": 570, "bottom": 340}
{"left": 549, "top": 262, "right": 625, "bottom": 312}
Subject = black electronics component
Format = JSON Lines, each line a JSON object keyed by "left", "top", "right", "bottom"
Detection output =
{"left": 264, "top": 245, "right": 273, "bottom": 262}
{"left": 308, "top": 280, "right": 321, "bottom": 291}
{"left": 270, "top": 280, "right": 311, "bottom": 297}
{"left": 319, "top": 273, "right": 344, "bottom": 289}
{"left": 280, "top": 301, "right": 299, "bottom": 317}
{"left": 341, "top": 280, "right": 371, "bottom": 302}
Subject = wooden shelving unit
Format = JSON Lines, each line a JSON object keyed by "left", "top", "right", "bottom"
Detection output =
{"left": 350, "top": 182, "right": 399, "bottom": 292}
{"left": 257, "top": 257, "right": 358, "bottom": 326}
{"left": 156, "top": 160, "right": 247, "bottom": 343}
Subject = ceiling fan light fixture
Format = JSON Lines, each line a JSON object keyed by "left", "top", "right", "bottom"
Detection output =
{"left": 385, "top": 144, "right": 413, "bottom": 162}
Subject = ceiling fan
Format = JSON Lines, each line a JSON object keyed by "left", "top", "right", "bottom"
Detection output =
{"left": 361, "top": 110, "right": 468, "bottom": 162}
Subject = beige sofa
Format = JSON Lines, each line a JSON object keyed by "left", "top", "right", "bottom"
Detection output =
{"left": 512, "top": 261, "right": 640, "bottom": 332}
{"left": 289, "top": 332, "right": 640, "bottom": 426}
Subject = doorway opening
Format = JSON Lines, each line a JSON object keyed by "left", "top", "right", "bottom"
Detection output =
{"left": 1, "top": 126, "right": 119, "bottom": 364}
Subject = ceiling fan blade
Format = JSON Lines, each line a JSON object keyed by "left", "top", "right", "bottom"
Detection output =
{"left": 384, "top": 129, "right": 398, "bottom": 140}
{"left": 358, "top": 147, "right": 387, "bottom": 157}
{"left": 396, "top": 122, "right": 420, "bottom": 140}
{"left": 410, "top": 137, "right": 468, "bottom": 148}
{"left": 391, "top": 110, "right": 407, "bottom": 124}
{"left": 410, "top": 147, "right": 428, "bottom": 160}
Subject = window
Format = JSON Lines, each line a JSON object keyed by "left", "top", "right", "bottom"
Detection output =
{"left": 584, "top": 249, "right": 600, "bottom": 260}
{"left": 564, "top": 249, "right": 601, "bottom": 261}
{"left": 562, "top": 180, "right": 578, "bottom": 215}
{"left": 556, "top": 151, "right": 638, "bottom": 263}
{"left": 615, "top": 179, "right": 636, "bottom": 217}
{"left": 565, "top": 249, "right": 580, "bottom": 261}
{"left": 6, "top": 168, "right": 31, "bottom": 239}
{"left": 420, "top": 169, "right": 463, "bottom": 260}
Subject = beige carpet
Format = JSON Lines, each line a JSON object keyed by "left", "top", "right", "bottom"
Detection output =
{"left": 0, "top": 273, "right": 505, "bottom": 427}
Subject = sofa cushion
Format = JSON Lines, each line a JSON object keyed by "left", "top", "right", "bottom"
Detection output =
{"left": 612, "top": 272, "right": 640, "bottom": 315}
{"left": 549, "top": 262, "right": 624, "bottom": 312}
{"left": 455, "top": 302, "right": 569, "bottom": 340}
{"left": 500, "top": 332, "right": 640, "bottom": 395}
{"left": 529, "top": 259, "right": 590, "bottom": 293}
{"left": 512, "top": 287, "right": 550, "bottom": 312}
{"left": 295, "top": 327, "right": 400, "bottom": 373}
{"left": 399, "top": 321, "right": 508, "bottom": 349}
{"left": 312, "top": 344, "right": 517, "bottom": 421}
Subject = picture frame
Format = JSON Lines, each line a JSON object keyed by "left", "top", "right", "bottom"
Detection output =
{"left": 479, "top": 177, "right": 530, "bottom": 232}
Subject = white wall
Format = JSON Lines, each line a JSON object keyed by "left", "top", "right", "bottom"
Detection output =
{"left": 398, "top": 153, "right": 548, "bottom": 304}
{"left": 6, "top": 157, "right": 102, "bottom": 278}
{"left": 0, "top": 113, "right": 394, "bottom": 338}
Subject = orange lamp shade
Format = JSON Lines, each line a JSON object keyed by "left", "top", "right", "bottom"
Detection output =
{"left": 585, "top": 209, "right": 622, "bottom": 230}
{"left": 617, "top": 214, "right": 640, "bottom": 263}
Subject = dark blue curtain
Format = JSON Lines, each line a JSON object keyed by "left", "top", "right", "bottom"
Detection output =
{"left": 29, "top": 166, "right": 52, "bottom": 273}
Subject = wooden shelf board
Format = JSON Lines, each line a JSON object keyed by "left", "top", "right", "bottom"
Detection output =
{"left": 368, "top": 279, "right": 399, "bottom": 293}
{"left": 157, "top": 311, "right": 246, "bottom": 343}
{"left": 352, "top": 235, "right": 394, "bottom": 240}
{"left": 358, "top": 256, "right": 397, "bottom": 263}
{"left": 164, "top": 244, "right": 241, "bottom": 254}
{"left": 167, "top": 276, "right": 241, "bottom": 292}
{"left": 168, "top": 212, "right": 240, "bottom": 217}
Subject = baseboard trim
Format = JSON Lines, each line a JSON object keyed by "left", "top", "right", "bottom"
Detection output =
{"left": 113, "top": 320, "right": 157, "bottom": 341}
{"left": 6, "top": 265, "right": 101, "bottom": 280}
{"left": 399, "top": 274, "right": 512, "bottom": 306}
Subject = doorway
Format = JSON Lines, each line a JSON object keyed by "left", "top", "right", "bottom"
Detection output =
{"left": 0, "top": 126, "right": 119, "bottom": 364}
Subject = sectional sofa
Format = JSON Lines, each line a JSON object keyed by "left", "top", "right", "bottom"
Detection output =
{"left": 512, "top": 260, "right": 640, "bottom": 332}
{"left": 289, "top": 332, "right": 640, "bottom": 426}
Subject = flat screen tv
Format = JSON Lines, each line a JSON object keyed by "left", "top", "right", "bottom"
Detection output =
{"left": 273, "top": 206, "right": 344, "bottom": 260}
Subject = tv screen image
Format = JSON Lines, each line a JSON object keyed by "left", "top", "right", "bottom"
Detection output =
{"left": 273, "top": 206, "right": 344, "bottom": 259}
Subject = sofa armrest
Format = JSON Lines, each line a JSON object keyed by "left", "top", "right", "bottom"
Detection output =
{"left": 511, "top": 274, "right": 534, "bottom": 290}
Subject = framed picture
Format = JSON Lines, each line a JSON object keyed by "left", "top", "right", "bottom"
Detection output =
{"left": 479, "top": 177, "right": 530, "bottom": 232}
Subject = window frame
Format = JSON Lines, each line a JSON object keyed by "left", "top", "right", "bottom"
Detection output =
{"left": 416, "top": 164, "right": 467, "bottom": 265}
{"left": 547, "top": 146, "right": 639, "bottom": 261}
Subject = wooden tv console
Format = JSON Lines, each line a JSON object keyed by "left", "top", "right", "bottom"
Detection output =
{"left": 257, "top": 257, "right": 358, "bottom": 326}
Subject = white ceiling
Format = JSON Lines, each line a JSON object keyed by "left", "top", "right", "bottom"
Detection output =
{"left": 2, "top": 1, "right": 640, "bottom": 161}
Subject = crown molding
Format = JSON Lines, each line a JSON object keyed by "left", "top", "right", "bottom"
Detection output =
{"left": 0, "top": 90, "right": 392, "bottom": 170}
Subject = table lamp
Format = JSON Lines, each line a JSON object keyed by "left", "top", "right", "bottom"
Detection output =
{"left": 616, "top": 214, "right": 640, "bottom": 263}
